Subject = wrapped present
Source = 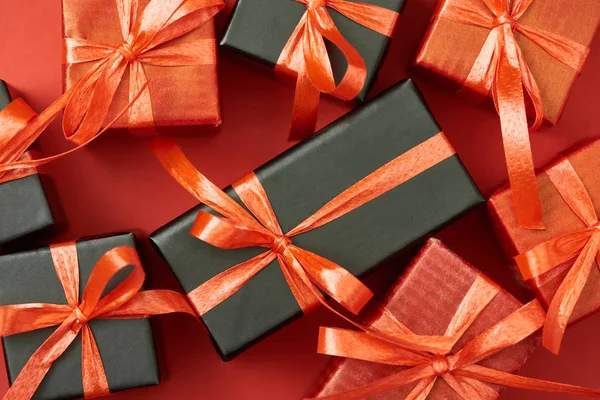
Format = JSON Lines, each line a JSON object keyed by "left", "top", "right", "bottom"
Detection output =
{"left": 221, "top": 0, "right": 403, "bottom": 139}
{"left": 149, "top": 80, "right": 483, "bottom": 360}
{"left": 0, "top": 80, "right": 55, "bottom": 246}
{"left": 0, "top": 233, "right": 196, "bottom": 400}
{"left": 416, "top": 0, "right": 600, "bottom": 229}
{"left": 489, "top": 139, "right": 600, "bottom": 354}
{"left": 307, "top": 239, "right": 600, "bottom": 399}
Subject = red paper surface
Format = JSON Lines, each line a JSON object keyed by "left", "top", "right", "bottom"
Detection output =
{"left": 0, "top": 0, "right": 599, "bottom": 399}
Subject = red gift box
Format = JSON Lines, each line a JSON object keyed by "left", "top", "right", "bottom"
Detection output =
{"left": 416, "top": 0, "right": 599, "bottom": 126}
{"left": 307, "top": 239, "right": 539, "bottom": 399}
{"left": 489, "top": 138, "right": 600, "bottom": 353}
{"left": 62, "top": 0, "right": 222, "bottom": 133}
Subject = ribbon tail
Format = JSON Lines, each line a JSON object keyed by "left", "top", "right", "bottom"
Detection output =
{"left": 495, "top": 26, "right": 543, "bottom": 229}
{"left": 289, "top": 66, "right": 321, "bottom": 141}
{"left": 544, "top": 232, "right": 600, "bottom": 354}
{"left": 187, "top": 252, "right": 276, "bottom": 316}
{"left": 3, "top": 317, "right": 80, "bottom": 400}
{"left": 128, "top": 61, "right": 156, "bottom": 135}
{"left": 277, "top": 254, "right": 323, "bottom": 314}
{"left": 443, "top": 373, "right": 499, "bottom": 400}
{"left": 81, "top": 324, "right": 110, "bottom": 398}
{"left": 405, "top": 377, "right": 436, "bottom": 400}
{"left": 457, "top": 364, "right": 600, "bottom": 397}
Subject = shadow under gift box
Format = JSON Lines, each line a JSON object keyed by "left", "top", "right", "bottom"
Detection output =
{"left": 307, "top": 239, "right": 539, "bottom": 399}
{"left": 0, "top": 80, "right": 55, "bottom": 247}
{"left": 415, "top": 0, "right": 599, "bottom": 125}
{"left": 0, "top": 233, "right": 159, "bottom": 400}
{"left": 489, "top": 139, "right": 600, "bottom": 326}
{"left": 220, "top": 0, "right": 406, "bottom": 102}
{"left": 150, "top": 79, "right": 484, "bottom": 361}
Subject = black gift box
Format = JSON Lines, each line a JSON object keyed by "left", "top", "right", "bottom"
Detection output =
{"left": 150, "top": 80, "right": 484, "bottom": 360}
{"left": 0, "top": 80, "right": 55, "bottom": 247}
{"left": 0, "top": 233, "right": 159, "bottom": 400}
{"left": 221, "top": 0, "right": 406, "bottom": 102}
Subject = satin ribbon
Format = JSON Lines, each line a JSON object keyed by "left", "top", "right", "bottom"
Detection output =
{"left": 515, "top": 157, "right": 600, "bottom": 354}
{"left": 440, "top": 0, "right": 590, "bottom": 229}
{"left": 276, "top": 0, "right": 398, "bottom": 140}
{"left": 150, "top": 132, "right": 457, "bottom": 336}
{"left": 0, "top": 0, "right": 223, "bottom": 179}
{"left": 0, "top": 98, "right": 39, "bottom": 184}
{"left": 310, "top": 272, "right": 600, "bottom": 399}
{"left": 0, "top": 242, "right": 196, "bottom": 400}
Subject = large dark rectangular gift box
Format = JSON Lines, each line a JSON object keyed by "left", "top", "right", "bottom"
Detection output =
{"left": 0, "top": 233, "right": 159, "bottom": 400}
{"left": 0, "top": 80, "right": 55, "bottom": 246}
{"left": 150, "top": 80, "right": 484, "bottom": 360}
{"left": 221, "top": 0, "right": 406, "bottom": 101}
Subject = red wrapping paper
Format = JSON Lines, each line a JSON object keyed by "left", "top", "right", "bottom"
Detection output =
{"left": 62, "top": 0, "right": 221, "bottom": 130}
{"left": 416, "top": 0, "right": 599, "bottom": 125}
{"left": 489, "top": 139, "right": 600, "bottom": 325}
{"left": 306, "top": 238, "right": 539, "bottom": 399}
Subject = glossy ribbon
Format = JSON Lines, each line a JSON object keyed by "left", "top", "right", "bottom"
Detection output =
{"left": 310, "top": 273, "right": 600, "bottom": 399}
{"left": 515, "top": 157, "right": 600, "bottom": 354}
{"left": 276, "top": 0, "right": 398, "bottom": 140}
{"left": 0, "top": 242, "right": 196, "bottom": 400}
{"left": 0, "top": 0, "right": 223, "bottom": 180}
{"left": 440, "top": 0, "right": 590, "bottom": 229}
{"left": 150, "top": 132, "right": 456, "bottom": 330}
{"left": 0, "top": 98, "right": 39, "bottom": 184}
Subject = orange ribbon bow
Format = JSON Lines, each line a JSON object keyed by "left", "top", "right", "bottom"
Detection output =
{"left": 0, "top": 98, "right": 38, "bottom": 184}
{"left": 0, "top": 0, "right": 223, "bottom": 179}
{"left": 0, "top": 242, "right": 196, "bottom": 400}
{"left": 150, "top": 132, "right": 455, "bottom": 325}
{"left": 440, "top": 0, "right": 590, "bottom": 229}
{"left": 515, "top": 157, "right": 600, "bottom": 355}
{"left": 310, "top": 273, "right": 600, "bottom": 399}
{"left": 276, "top": 0, "right": 398, "bottom": 140}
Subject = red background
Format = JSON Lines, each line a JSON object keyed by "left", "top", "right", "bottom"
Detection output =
{"left": 0, "top": 1, "right": 599, "bottom": 399}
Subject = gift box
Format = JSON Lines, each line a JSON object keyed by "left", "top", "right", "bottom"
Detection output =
{"left": 62, "top": 0, "right": 223, "bottom": 134}
{"left": 221, "top": 0, "right": 405, "bottom": 102}
{"left": 307, "top": 238, "right": 540, "bottom": 399}
{"left": 149, "top": 79, "right": 483, "bottom": 360}
{"left": 416, "top": 0, "right": 599, "bottom": 126}
{"left": 489, "top": 138, "right": 600, "bottom": 353}
{"left": 0, "top": 80, "right": 55, "bottom": 246}
{"left": 0, "top": 233, "right": 184, "bottom": 400}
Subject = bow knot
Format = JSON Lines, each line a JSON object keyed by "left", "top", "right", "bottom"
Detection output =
{"left": 494, "top": 12, "right": 515, "bottom": 28}
{"left": 117, "top": 39, "right": 137, "bottom": 63}
{"left": 431, "top": 355, "right": 451, "bottom": 377}
{"left": 72, "top": 306, "right": 89, "bottom": 325}
{"left": 272, "top": 235, "right": 292, "bottom": 254}
{"left": 303, "top": 0, "right": 327, "bottom": 10}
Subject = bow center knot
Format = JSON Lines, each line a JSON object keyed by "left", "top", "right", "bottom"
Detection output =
{"left": 431, "top": 355, "right": 451, "bottom": 377}
{"left": 72, "top": 306, "right": 89, "bottom": 324}
{"left": 495, "top": 13, "right": 515, "bottom": 28}
{"left": 272, "top": 235, "right": 292, "bottom": 254}
{"left": 305, "top": 0, "right": 327, "bottom": 10}
{"left": 117, "top": 41, "right": 137, "bottom": 63}
{"left": 592, "top": 222, "right": 600, "bottom": 230}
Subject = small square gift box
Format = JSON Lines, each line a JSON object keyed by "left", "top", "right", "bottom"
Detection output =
{"left": 0, "top": 80, "right": 55, "bottom": 246}
{"left": 307, "top": 239, "right": 600, "bottom": 399}
{"left": 221, "top": 0, "right": 404, "bottom": 140}
{"left": 149, "top": 80, "right": 483, "bottom": 360}
{"left": 0, "top": 233, "right": 196, "bottom": 400}
{"left": 416, "top": 0, "right": 599, "bottom": 230}
{"left": 489, "top": 139, "right": 600, "bottom": 354}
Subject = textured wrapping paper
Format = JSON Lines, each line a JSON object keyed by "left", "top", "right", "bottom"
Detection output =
{"left": 489, "top": 139, "right": 600, "bottom": 325}
{"left": 307, "top": 239, "right": 539, "bottom": 399}
{"left": 150, "top": 80, "right": 483, "bottom": 360}
{"left": 62, "top": 0, "right": 222, "bottom": 130}
{"left": 416, "top": 0, "right": 600, "bottom": 125}
{"left": 0, "top": 80, "right": 54, "bottom": 246}
{"left": 0, "top": 233, "right": 159, "bottom": 400}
